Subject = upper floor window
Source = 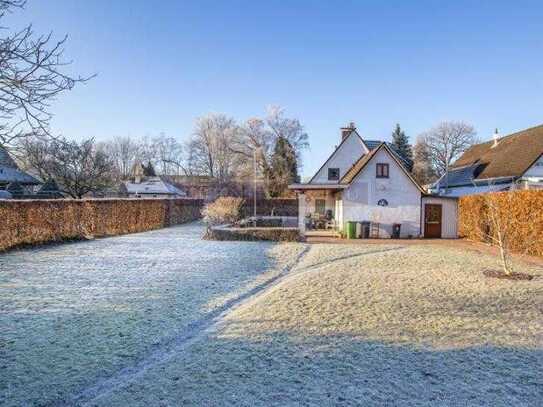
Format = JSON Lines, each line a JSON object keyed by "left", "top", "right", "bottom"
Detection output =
{"left": 328, "top": 168, "right": 340, "bottom": 181}
{"left": 376, "top": 163, "right": 389, "bottom": 178}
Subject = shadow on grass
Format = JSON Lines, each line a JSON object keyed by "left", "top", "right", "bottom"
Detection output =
{"left": 122, "top": 330, "right": 542, "bottom": 407}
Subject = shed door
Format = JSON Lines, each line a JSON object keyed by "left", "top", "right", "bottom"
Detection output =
{"left": 424, "top": 204, "right": 442, "bottom": 238}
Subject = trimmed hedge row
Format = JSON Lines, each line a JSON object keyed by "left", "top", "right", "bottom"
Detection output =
{"left": 0, "top": 198, "right": 203, "bottom": 252}
{"left": 205, "top": 226, "right": 302, "bottom": 242}
{"left": 459, "top": 190, "right": 543, "bottom": 256}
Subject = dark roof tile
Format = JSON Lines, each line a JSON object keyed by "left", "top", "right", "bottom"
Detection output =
{"left": 451, "top": 124, "right": 543, "bottom": 180}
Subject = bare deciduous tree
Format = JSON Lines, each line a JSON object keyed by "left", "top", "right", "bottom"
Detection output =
{"left": 421, "top": 121, "right": 477, "bottom": 176}
{"left": 151, "top": 133, "right": 186, "bottom": 175}
{"left": 229, "top": 106, "right": 308, "bottom": 195}
{"left": 411, "top": 136, "right": 437, "bottom": 185}
{"left": 104, "top": 136, "right": 140, "bottom": 180}
{"left": 265, "top": 105, "right": 309, "bottom": 166}
{"left": 187, "top": 113, "right": 239, "bottom": 181}
{"left": 0, "top": 0, "right": 93, "bottom": 147}
{"left": 229, "top": 117, "right": 271, "bottom": 178}
{"left": 20, "top": 136, "right": 114, "bottom": 198}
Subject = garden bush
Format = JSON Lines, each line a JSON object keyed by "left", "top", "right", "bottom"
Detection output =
{"left": 201, "top": 197, "right": 245, "bottom": 226}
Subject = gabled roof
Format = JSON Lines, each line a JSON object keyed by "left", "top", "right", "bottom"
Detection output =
{"left": 340, "top": 147, "right": 380, "bottom": 184}
{"left": 0, "top": 166, "right": 41, "bottom": 185}
{"left": 449, "top": 124, "right": 543, "bottom": 182}
{"left": 340, "top": 143, "right": 425, "bottom": 193}
{"left": 364, "top": 140, "right": 413, "bottom": 169}
{"left": 123, "top": 177, "right": 187, "bottom": 196}
{"left": 0, "top": 146, "right": 17, "bottom": 168}
{"left": 308, "top": 129, "right": 368, "bottom": 183}
{"left": 0, "top": 146, "right": 41, "bottom": 185}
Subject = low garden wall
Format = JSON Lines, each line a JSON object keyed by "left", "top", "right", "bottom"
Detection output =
{"left": 0, "top": 198, "right": 203, "bottom": 252}
{"left": 206, "top": 225, "right": 302, "bottom": 242}
{"left": 459, "top": 190, "right": 543, "bottom": 256}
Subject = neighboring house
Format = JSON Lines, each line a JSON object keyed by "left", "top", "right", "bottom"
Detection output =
{"left": 0, "top": 146, "right": 41, "bottom": 197}
{"left": 289, "top": 123, "right": 457, "bottom": 238}
{"left": 121, "top": 162, "right": 187, "bottom": 198}
{"left": 431, "top": 125, "right": 543, "bottom": 197}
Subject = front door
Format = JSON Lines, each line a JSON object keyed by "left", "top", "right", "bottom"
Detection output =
{"left": 424, "top": 204, "right": 442, "bottom": 238}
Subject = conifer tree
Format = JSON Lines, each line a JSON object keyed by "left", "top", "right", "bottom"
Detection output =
{"left": 267, "top": 136, "right": 298, "bottom": 197}
{"left": 391, "top": 124, "right": 413, "bottom": 170}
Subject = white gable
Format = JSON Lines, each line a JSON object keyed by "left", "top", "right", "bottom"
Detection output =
{"left": 310, "top": 131, "right": 368, "bottom": 184}
{"left": 522, "top": 154, "right": 543, "bottom": 179}
{"left": 342, "top": 147, "right": 422, "bottom": 237}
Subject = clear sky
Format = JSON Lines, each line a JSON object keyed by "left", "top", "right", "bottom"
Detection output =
{"left": 6, "top": 0, "right": 543, "bottom": 177}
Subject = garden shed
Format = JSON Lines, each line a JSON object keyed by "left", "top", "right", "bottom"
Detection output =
{"left": 421, "top": 195, "right": 458, "bottom": 238}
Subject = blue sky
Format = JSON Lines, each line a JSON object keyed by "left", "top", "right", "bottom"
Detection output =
{"left": 7, "top": 1, "right": 543, "bottom": 177}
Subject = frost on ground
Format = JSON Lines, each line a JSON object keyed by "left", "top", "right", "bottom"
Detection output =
{"left": 0, "top": 222, "right": 305, "bottom": 407}
{"left": 92, "top": 244, "right": 543, "bottom": 407}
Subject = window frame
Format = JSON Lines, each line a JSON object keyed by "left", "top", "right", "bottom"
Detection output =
{"left": 328, "top": 167, "right": 340, "bottom": 181}
{"left": 315, "top": 199, "right": 326, "bottom": 215}
{"left": 376, "top": 163, "right": 390, "bottom": 179}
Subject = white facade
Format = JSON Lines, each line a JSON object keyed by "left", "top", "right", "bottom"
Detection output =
{"left": 342, "top": 148, "right": 422, "bottom": 237}
{"left": 421, "top": 196, "right": 458, "bottom": 238}
{"left": 294, "top": 141, "right": 459, "bottom": 239}
{"left": 523, "top": 155, "right": 543, "bottom": 180}
{"left": 310, "top": 131, "right": 368, "bottom": 184}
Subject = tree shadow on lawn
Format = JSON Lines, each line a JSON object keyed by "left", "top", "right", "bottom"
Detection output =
{"left": 97, "top": 329, "right": 543, "bottom": 407}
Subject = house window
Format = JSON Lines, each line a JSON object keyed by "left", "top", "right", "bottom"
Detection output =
{"left": 376, "top": 163, "right": 389, "bottom": 178}
{"left": 328, "top": 168, "right": 340, "bottom": 181}
{"left": 315, "top": 199, "right": 326, "bottom": 215}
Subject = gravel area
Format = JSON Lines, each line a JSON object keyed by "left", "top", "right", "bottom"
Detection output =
{"left": 0, "top": 222, "right": 305, "bottom": 406}
{"left": 90, "top": 243, "right": 543, "bottom": 407}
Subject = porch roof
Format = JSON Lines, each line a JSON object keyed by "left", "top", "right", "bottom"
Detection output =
{"left": 288, "top": 183, "right": 348, "bottom": 191}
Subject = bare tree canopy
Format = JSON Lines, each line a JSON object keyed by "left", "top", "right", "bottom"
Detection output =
{"left": 102, "top": 136, "right": 140, "bottom": 180}
{"left": 152, "top": 133, "right": 185, "bottom": 176}
{"left": 182, "top": 106, "right": 308, "bottom": 196}
{"left": 421, "top": 121, "right": 477, "bottom": 176}
{"left": 0, "top": 0, "right": 92, "bottom": 147}
{"left": 188, "top": 113, "right": 239, "bottom": 180}
{"left": 411, "top": 136, "right": 438, "bottom": 185}
{"left": 265, "top": 105, "right": 309, "bottom": 164}
{"left": 20, "top": 136, "right": 114, "bottom": 198}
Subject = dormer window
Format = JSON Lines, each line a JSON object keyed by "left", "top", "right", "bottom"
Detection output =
{"left": 328, "top": 168, "right": 340, "bottom": 181}
{"left": 376, "top": 163, "right": 389, "bottom": 178}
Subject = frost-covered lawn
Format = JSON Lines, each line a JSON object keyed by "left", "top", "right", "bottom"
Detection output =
{"left": 91, "top": 243, "right": 543, "bottom": 407}
{"left": 2, "top": 230, "right": 542, "bottom": 407}
{"left": 0, "top": 222, "right": 305, "bottom": 406}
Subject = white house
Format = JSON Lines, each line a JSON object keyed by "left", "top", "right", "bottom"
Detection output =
{"left": 431, "top": 125, "right": 543, "bottom": 197}
{"left": 289, "top": 123, "right": 458, "bottom": 238}
{"left": 121, "top": 162, "right": 187, "bottom": 198}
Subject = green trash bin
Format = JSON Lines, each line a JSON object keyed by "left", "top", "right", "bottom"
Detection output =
{"left": 346, "top": 221, "right": 357, "bottom": 239}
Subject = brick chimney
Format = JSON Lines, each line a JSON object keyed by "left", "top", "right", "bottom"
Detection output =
{"left": 340, "top": 122, "right": 356, "bottom": 141}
